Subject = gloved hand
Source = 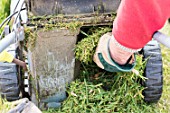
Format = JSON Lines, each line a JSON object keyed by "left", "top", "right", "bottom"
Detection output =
{"left": 93, "top": 33, "right": 136, "bottom": 72}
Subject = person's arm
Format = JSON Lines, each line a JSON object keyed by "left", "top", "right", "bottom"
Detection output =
{"left": 0, "top": 51, "right": 27, "bottom": 70}
{"left": 94, "top": 0, "right": 170, "bottom": 71}
{"left": 113, "top": 0, "right": 170, "bottom": 50}
{"left": 111, "top": 0, "right": 170, "bottom": 64}
{"left": 12, "top": 58, "right": 27, "bottom": 70}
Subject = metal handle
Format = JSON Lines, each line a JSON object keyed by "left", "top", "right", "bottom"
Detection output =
{"left": 153, "top": 31, "right": 170, "bottom": 48}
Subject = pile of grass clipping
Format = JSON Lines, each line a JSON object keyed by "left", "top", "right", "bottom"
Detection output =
{"left": 45, "top": 55, "right": 159, "bottom": 113}
{"left": 75, "top": 27, "right": 112, "bottom": 64}
{"left": 44, "top": 27, "right": 160, "bottom": 113}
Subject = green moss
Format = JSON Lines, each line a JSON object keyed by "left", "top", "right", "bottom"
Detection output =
{"left": 24, "top": 27, "right": 38, "bottom": 51}
{"left": 43, "top": 21, "right": 83, "bottom": 32}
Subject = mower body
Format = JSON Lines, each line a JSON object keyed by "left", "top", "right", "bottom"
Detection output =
{"left": 25, "top": 0, "right": 120, "bottom": 109}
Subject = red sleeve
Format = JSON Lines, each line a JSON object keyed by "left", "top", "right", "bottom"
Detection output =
{"left": 112, "top": 0, "right": 170, "bottom": 49}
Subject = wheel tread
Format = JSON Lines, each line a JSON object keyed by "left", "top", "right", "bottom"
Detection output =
{"left": 142, "top": 40, "right": 163, "bottom": 103}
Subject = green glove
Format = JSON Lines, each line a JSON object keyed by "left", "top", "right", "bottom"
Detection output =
{"left": 93, "top": 33, "right": 136, "bottom": 72}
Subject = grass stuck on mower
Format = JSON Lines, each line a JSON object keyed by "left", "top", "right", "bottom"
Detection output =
{"left": 0, "top": 0, "right": 164, "bottom": 111}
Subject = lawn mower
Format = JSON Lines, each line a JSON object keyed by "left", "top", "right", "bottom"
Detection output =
{"left": 0, "top": 0, "right": 165, "bottom": 109}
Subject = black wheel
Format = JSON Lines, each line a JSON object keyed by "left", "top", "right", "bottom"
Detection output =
{"left": 0, "top": 46, "right": 22, "bottom": 101}
{"left": 142, "top": 40, "right": 163, "bottom": 103}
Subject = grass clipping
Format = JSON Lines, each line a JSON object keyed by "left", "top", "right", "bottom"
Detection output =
{"left": 45, "top": 56, "right": 158, "bottom": 113}
{"left": 75, "top": 27, "right": 112, "bottom": 64}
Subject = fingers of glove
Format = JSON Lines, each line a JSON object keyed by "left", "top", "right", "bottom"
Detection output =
{"left": 129, "top": 54, "right": 135, "bottom": 64}
{"left": 93, "top": 53, "right": 104, "bottom": 69}
{"left": 93, "top": 33, "right": 116, "bottom": 68}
